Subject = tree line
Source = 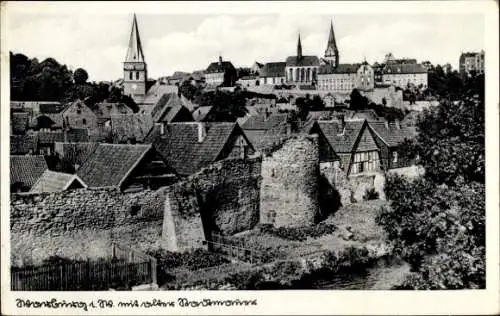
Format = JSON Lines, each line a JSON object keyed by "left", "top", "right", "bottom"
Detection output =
{"left": 10, "top": 52, "right": 139, "bottom": 112}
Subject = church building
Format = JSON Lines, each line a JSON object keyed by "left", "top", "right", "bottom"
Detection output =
{"left": 285, "top": 34, "right": 320, "bottom": 85}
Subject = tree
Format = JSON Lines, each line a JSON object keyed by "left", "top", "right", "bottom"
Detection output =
{"left": 73, "top": 68, "right": 89, "bottom": 84}
{"left": 349, "top": 88, "right": 368, "bottom": 110}
{"left": 376, "top": 75, "right": 485, "bottom": 289}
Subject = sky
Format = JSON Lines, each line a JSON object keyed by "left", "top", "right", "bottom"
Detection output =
{"left": 6, "top": 5, "right": 485, "bottom": 82}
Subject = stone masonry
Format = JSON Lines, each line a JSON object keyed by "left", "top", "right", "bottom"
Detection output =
{"left": 260, "top": 135, "right": 319, "bottom": 227}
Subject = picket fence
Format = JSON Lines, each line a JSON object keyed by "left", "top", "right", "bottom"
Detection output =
{"left": 11, "top": 243, "right": 157, "bottom": 291}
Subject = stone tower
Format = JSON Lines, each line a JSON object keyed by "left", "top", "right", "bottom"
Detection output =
{"left": 324, "top": 20, "right": 339, "bottom": 68}
{"left": 123, "top": 14, "right": 147, "bottom": 102}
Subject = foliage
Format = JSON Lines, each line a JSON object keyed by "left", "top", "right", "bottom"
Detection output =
{"left": 363, "top": 188, "right": 379, "bottom": 201}
{"left": 198, "top": 90, "right": 247, "bottom": 122}
{"left": 73, "top": 68, "right": 89, "bottom": 84}
{"left": 10, "top": 51, "right": 139, "bottom": 113}
{"left": 259, "top": 222, "right": 337, "bottom": 242}
{"left": 295, "top": 94, "right": 326, "bottom": 120}
{"left": 349, "top": 88, "right": 369, "bottom": 110}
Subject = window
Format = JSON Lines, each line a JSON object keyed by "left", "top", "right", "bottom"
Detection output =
{"left": 351, "top": 150, "right": 380, "bottom": 174}
{"left": 136, "top": 72, "right": 140, "bottom": 80}
{"left": 130, "top": 204, "right": 141, "bottom": 216}
{"left": 129, "top": 72, "right": 133, "bottom": 80}
{"left": 82, "top": 118, "right": 87, "bottom": 125}
{"left": 77, "top": 109, "right": 82, "bottom": 114}
{"left": 392, "top": 151, "right": 398, "bottom": 163}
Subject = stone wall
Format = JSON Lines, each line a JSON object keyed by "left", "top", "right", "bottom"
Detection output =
{"left": 10, "top": 188, "right": 168, "bottom": 266}
{"left": 260, "top": 135, "right": 319, "bottom": 227}
{"left": 162, "top": 156, "right": 262, "bottom": 252}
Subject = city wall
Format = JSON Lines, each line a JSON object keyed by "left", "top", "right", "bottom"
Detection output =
{"left": 11, "top": 157, "right": 263, "bottom": 265}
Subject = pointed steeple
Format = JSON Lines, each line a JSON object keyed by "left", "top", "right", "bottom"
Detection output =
{"left": 125, "top": 14, "right": 145, "bottom": 63}
{"left": 327, "top": 20, "right": 338, "bottom": 52}
{"left": 297, "top": 33, "right": 303, "bottom": 60}
{"left": 324, "top": 19, "right": 339, "bottom": 67}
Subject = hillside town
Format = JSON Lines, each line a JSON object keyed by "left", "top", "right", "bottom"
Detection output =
{"left": 9, "top": 14, "right": 485, "bottom": 291}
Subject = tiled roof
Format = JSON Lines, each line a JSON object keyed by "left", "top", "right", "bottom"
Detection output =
{"left": 76, "top": 144, "right": 152, "bottom": 188}
{"left": 65, "top": 129, "right": 89, "bottom": 142}
{"left": 93, "top": 102, "right": 133, "bottom": 119}
{"left": 285, "top": 56, "right": 320, "bottom": 67}
{"left": 260, "top": 62, "right": 286, "bottom": 77}
{"left": 30, "top": 170, "right": 87, "bottom": 193}
{"left": 151, "top": 93, "right": 183, "bottom": 123}
{"left": 10, "top": 135, "right": 38, "bottom": 155}
{"left": 30, "top": 113, "right": 64, "bottom": 129}
{"left": 318, "top": 63, "right": 361, "bottom": 75}
{"left": 153, "top": 122, "right": 247, "bottom": 176}
{"left": 318, "top": 120, "right": 365, "bottom": 153}
{"left": 367, "top": 121, "right": 417, "bottom": 147}
{"left": 110, "top": 114, "right": 153, "bottom": 143}
{"left": 382, "top": 63, "right": 427, "bottom": 74}
{"left": 54, "top": 142, "right": 99, "bottom": 168}
{"left": 10, "top": 155, "right": 48, "bottom": 188}
{"left": 38, "top": 131, "right": 64, "bottom": 144}
{"left": 206, "top": 61, "right": 236, "bottom": 73}
{"left": 192, "top": 106, "right": 214, "bottom": 122}
{"left": 11, "top": 112, "right": 29, "bottom": 135}
{"left": 140, "top": 83, "right": 179, "bottom": 111}
{"left": 240, "top": 113, "right": 289, "bottom": 130}
{"left": 347, "top": 110, "right": 381, "bottom": 122}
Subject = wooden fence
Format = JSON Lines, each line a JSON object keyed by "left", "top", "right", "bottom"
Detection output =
{"left": 11, "top": 243, "right": 157, "bottom": 291}
{"left": 206, "top": 234, "right": 267, "bottom": 264}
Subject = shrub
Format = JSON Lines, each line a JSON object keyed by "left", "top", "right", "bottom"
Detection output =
{"left": 259, "top": 222, "right": 337, "bottom": 242}
{"left": 363, "top": 188, "right": 379, "bottom": 200}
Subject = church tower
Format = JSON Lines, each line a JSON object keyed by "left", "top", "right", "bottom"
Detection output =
{"left": 123, "top": 14, "right": 147, "bottom": 101}
{"left": 324, "top": 20, "right": 339, "bottom": 68}
{"left": 297, "top": 33, "right": 303, "bottom": 60}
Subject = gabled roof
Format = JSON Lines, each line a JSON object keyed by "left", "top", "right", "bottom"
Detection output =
{"left": 318, "top": 120, "right": 365, "bottom": 153}
{"left": 141, "top": 83, "right": 179, "bottom": 110}
{"left": 285, "top": 56, "right": 320, "bottom": 67}
{"left": 153, "top": 122, "right": 250, "bottom": 176}
{"left": 192, "top": 106, "right": 214, "bottom": 122}
{"left": 30, "top": 170, "right": 87, "bottom": 193}
{"left": 125, "top": 14, "right": 145, "bottom": 63}
{"left": 76, "top": 144, "right": 152, "bottom": 188}
{"left": 10, "top": 155, "right": 48, "bottom": 188}
{"left": 110, "top": 114, "right": 153, "bottom": 143}
{"left": 93, "top": 102, "right": 133, "bottom": 119}
{"left": 367, "top": 121, "right": 417, "bottom": 147}
{"left": 150, "top": 93, "right": 191, "bottom": 123}
{"left": 54, "top": 142, "right": 100, "bottom": 168}
{"left": 240, "top": 113, "right": 289, "bottom": 130}
{"left": 206, "top": 60, "right": 236, "bottom": 73}
{"left": 260, "top": 62, "right": 286, "bottom": 78}
{"left": 10, "top": 135, "right": 38, "bottom": 155}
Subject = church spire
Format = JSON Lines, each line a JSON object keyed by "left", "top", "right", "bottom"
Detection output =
{"left": 125, "top": 13, "right": 145, "bottom": 63}
{"left": 327, "top": 20, "right": 338, "bottom": 52}
{"left": 297, "top": 33, "right": 303, "bottom": 60}
{"left": 324, "top": 19, "right": 339, "bottom": 67}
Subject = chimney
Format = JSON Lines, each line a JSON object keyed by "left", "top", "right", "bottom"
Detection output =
{"left": 197, "top": 122, "right": 206, "bottom": 142}
{"left": 384, "top": 120, "right": 389, "bottom": 129}
{"left": 158, "top": 123, "right": 165, "bottom": 135}
{"left": 218, "top": 55, "right": 223, "bottom": 66}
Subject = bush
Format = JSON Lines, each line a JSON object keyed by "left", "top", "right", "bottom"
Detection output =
{"left": 259, "top": 222, "right": 337, "bottom": 242}
{"left": 363, "top": 188, "right": 379, "bottom": 200}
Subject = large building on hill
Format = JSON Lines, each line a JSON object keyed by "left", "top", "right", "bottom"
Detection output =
{"left": 205, "top": 56, "right": 237, "bottom": 87}
{"left": 123, "top": 14, "right": 148, "bottom": 102}
{"left": 459, "top": 50, "right": 485, "bottom": 77}
{"left": 285, "top": 34, "right": 320, "bottom": 85}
